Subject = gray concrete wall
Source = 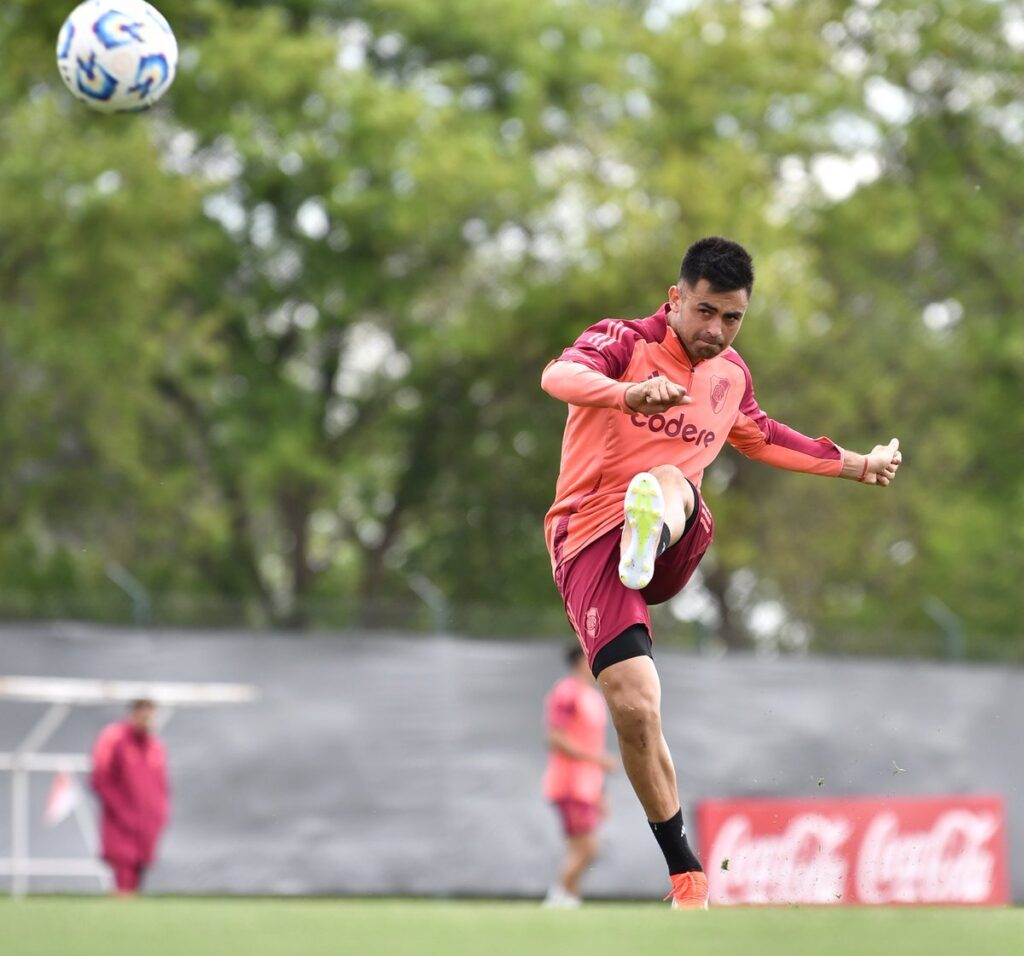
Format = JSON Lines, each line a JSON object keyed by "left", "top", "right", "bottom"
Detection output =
{"left": 0, "top": 623, "right": 1020, "bottom": 900}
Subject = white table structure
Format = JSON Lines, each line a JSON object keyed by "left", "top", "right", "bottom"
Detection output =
{"left": 0, "top": 675, "right": 259, "bottom": 897}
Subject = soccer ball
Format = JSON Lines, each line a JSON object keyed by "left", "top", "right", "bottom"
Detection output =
{"left": 56, "top": 0, "right": 178, "bottom": 113}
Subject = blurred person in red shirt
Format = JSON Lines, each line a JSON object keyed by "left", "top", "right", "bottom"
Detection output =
{"left": 91, "top": 698, "right": 169, "bottom": 895}
{"left": 542, "top": 644, "right": 617, "bottom": 907}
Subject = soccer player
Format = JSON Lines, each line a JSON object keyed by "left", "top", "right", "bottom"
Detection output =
{"left": 541, "top": 236, "right": 902, "bottom": 908}
{"left": 542, "top": 644, "right": 618, "bottom": 907}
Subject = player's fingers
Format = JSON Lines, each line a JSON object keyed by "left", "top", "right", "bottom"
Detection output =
{"left": 888, "top": 438, "right": 899, "bottom": 451}
{"left": 643, "top": 390, "right": 690, "bottom": 411}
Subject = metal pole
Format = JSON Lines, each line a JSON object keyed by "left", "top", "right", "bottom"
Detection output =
{"left": 406, "top": 572, "right": 450, "bottom": 634}
{"left": 106, "top": 561, "right": 152, "bottom": 626}
{"left": 154, "top": 706, "right": 175, "bottom": 733}
{"left": 923, "top": 596, "right": 966, "bottom": 660}
{"left": 11, "top": 765, "right": 27, "bottom": 897}
{"left": 17, "top": 703, "right": 72, "bottom": 757}
{"left": 9, "top": 703, "right": 71, "bottom": 897}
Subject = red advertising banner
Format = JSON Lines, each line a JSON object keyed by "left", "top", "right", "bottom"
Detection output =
{"left": 697, "top": 794, "right": 1008, "bottom": 906}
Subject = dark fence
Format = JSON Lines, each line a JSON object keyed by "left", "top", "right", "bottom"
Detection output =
{"left": 1, "top": 623, "right": 1021, "bottom": 900}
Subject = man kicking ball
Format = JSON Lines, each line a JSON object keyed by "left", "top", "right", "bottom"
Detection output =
{"left": 541, "top": 236, "right": 902, "bottom": 908}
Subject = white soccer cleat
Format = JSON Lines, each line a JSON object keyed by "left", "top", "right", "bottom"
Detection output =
{"left": 618, "top": 472, "right": 665, "bottom": 590}
{"left": 542, "top": 885, "right": 582, "bottom": 909}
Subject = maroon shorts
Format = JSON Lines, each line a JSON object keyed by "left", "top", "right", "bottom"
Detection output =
{"left": 553, "top": 798, "right": 602, "bottom": 837}
{"left": 554, "top": 492, "right": 714, "bottom": 667}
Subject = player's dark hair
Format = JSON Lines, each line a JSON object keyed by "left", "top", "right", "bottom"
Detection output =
{"left": 565, "top": 644, "right": 585, "bottom": 667}
{"left": 128, "top": 698, "right": 155, "bottom": 712}
{"left": 679, "top": 236, "right": 754, "bottom": 294}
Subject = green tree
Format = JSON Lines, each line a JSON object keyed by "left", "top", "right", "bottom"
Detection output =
{"left": 1, "top": 0, "right": 1021, "bottom": 656}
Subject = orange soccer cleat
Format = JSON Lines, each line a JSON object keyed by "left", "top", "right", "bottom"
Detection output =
{"left": 664, "top": 871, "right": 709, "bottom": 910}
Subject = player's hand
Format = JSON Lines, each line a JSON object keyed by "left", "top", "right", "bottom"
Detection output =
{"left": 625, "top": 377, "right": 691, "bottom": 414}
{"left": 863, "top": 438, "right": 902, "bottom": 486}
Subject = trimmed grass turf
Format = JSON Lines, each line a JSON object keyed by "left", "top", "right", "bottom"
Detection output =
{"left": 3, "top": 898, "right": 1022, "bottom": 956}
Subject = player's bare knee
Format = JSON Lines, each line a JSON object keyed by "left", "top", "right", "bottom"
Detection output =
{"left": 648, "top": 463, "right": 683, "bottom": 486}
{"left": 614, "top": 707, "right": 661, "bottom": 752}
{"left": 607, "top": 694, "right": 661, "bottom": 748}
{"left": 602, "top": 670, "right": 653, "bottom": 712}
{"left": 648, "top": 464, "right": 695, "bottom": 520}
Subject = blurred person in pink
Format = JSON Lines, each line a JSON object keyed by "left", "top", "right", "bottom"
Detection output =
{"left": 91, "top": 698, "right": 169, "bottom": 895}
{"left": 542, "top": 644, "right": 617, "bottom": 907}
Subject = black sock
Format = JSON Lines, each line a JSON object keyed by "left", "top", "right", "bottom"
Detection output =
{"left": 649, "top": 809, "right": 703, "bottom": 875}
{"left": 656, "top": 523, "right": 672, "bottom": 557}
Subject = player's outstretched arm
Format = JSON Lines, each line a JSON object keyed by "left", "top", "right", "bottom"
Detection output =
{"left": 542, "top": 360, "right": 631, "bottom": 409}
{"left": 839, "top": 438, "right": 903, "bottom": 486}
{"left": 624, "top": 377, "right": 691, "bottom": 414}
{"left": 541, "top": 360, "right": 690, "bottom": 413}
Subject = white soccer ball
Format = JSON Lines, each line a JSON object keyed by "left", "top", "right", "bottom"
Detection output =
{"left": 56, "top": 0, "right": 178, "bottom": 113}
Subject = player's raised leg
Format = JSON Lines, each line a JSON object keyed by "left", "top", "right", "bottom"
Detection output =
{"left": 598, "top": 649, "right": 708, "bottom": 909}
{"left": 619, "top": 466, "right": 694, "bottom": 590}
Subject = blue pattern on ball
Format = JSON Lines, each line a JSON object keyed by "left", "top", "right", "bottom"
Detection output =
{"left": 76, "top": 51, "right": 118, "bottom": 101}
{"left": 94, "top": 10, "right": 146, "bottom": 49}
{"left": 57, "top": 21, "right": 76, "bottom": 60}
{"left": 128, "top": 54, "right": 169, "bottom": 99}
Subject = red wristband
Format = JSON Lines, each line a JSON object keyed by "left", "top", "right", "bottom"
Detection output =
{"left": 858, "top": 458, "right": 869, "bottom": 482}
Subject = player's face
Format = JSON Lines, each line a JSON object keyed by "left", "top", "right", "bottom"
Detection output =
{"left": 667, "top": 279, "right": 749, "bottom": 363}
{"left": 130, "top": 703, "right": 156, "bottom": 732}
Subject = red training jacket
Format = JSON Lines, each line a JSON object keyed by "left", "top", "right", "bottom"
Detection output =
{"left": 90, "top": 721, "right": 169, "bottom": 866}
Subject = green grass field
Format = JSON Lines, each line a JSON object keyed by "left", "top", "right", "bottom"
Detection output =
{"left": 3, "top": 898, "right": 1022, "bottom": 956}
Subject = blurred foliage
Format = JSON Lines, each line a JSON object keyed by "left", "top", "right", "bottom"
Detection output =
{"left": 0, "top": 0, "right": 1021, "bottom": 658}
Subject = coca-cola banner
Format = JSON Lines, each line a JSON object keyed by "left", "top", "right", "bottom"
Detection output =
{"left": 698, "top": 794, "right": 1009, "bottom": 906}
